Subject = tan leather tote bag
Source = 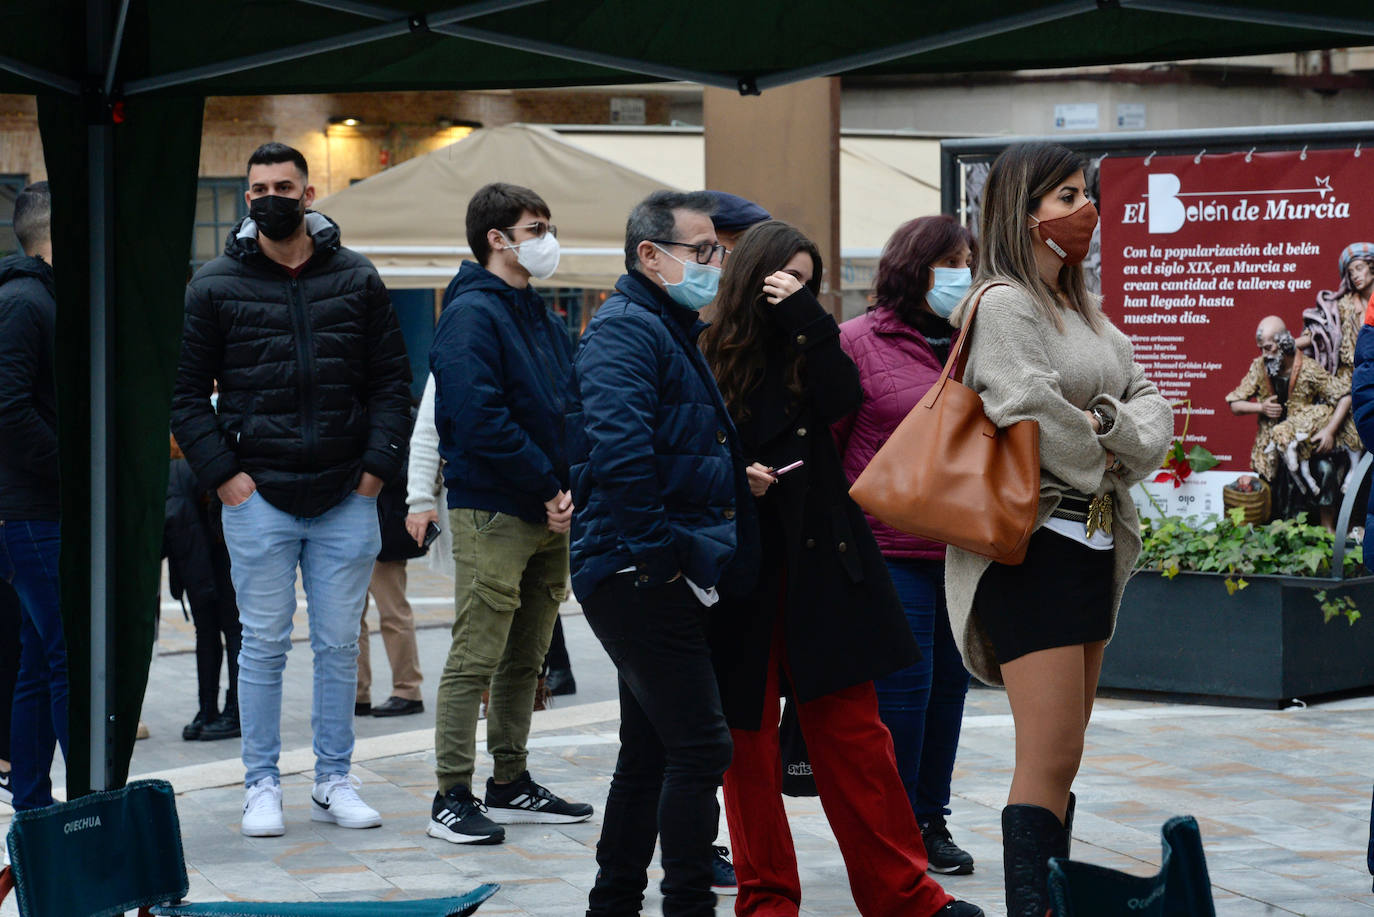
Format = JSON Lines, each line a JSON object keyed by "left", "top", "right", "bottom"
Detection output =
{"left": 849, "top": 283, "right": 1040, "bottom": 565}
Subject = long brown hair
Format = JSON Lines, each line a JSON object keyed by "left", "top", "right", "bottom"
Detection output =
{"left": 956, "top": 141, "right": 1101, "bottom": 333}
{"left": 700, "top": 220, "right": 822, "bottom": 423}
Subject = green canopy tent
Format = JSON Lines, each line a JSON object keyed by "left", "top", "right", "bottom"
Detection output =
{"left": 0, "top": 0, "right": 1369, "bottom": 799}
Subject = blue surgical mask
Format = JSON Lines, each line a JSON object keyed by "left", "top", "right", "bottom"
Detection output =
{"left": 654, "top": 244, "right": 721, "bottom": 311}
{"left": 925, "top": 267, "right": 972, "bottom": 318}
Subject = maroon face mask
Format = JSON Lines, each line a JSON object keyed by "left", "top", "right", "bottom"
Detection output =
{"left": 1031, "top": 199, "right": 1098, "bottom": 266}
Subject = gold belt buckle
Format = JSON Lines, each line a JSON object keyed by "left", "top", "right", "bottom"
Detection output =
{"left": 1085, "top": 493, "right": 1114, "bottom": 539}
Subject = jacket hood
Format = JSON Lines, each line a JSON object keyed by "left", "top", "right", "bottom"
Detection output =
{"left": 443, "top": 260, "right": 543, "bottom": 316}
{"left": 447, "top": 260, "right": 522, "bottom": 297}
{"left": 0, "top": 253, "right": 54, "bottom": 291}
{"left": 225, "top": 210, "right": 342, "bottom": 262}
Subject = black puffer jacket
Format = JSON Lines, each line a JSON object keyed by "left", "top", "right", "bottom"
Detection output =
{"left": 170, "top": 212, "right": 412, "bottom": 519}
{"left": 0, "top": 254, "right": 58, "bottom": 521}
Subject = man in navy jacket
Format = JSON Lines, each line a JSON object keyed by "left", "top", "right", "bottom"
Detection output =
{"left": 0, "top": 181, "right": 67, "bottom": 812}
{"left": 567, "top": 190, "right": 756, "bottom": 916}
{"left": 426, "top": 183, "right": 592, "bottom": 847}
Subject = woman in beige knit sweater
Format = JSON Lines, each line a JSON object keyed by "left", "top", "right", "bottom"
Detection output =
{"left": 947, "top": 143, "right": 1173, "bottom": 916}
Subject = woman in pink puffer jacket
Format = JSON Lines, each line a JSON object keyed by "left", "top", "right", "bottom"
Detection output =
{"left": 833, "top": 214, "right": 979, "bottom": 877}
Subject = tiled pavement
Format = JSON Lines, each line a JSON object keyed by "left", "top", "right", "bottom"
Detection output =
{"left": 10, "top": 564, "right": 1374, "bottom": 915}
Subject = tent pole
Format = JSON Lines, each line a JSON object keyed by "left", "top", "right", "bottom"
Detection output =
{"left": 102, "top": 0, "right": 132, "bottom": 98}
{"left": 88, "top": 118, "right": 115, "bottom": 793}
{"left": 87, "top": 0, "right": 116, "bottom": 795}
{"left": 124, "top": 0, "right": 548, "bottom": 95}
{"left": 754, "top": 0, "right": 1097, "bottom": 91}
{"left": 293, "top": 0, "right": 741, "bottom": 90}
{"left": 1118, "top": 1, "right": 1374, "bottom": 37}
{"left": 0, "top": 54, "right": 82, "bottom": 94}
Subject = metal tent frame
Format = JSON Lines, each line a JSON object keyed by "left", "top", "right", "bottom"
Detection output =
{"left": 1, "top": 0, "right": 1370, "bottom": 795}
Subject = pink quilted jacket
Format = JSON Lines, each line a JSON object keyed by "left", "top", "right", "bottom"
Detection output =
{"left": 833, "top": 307, "right": 948, "bottom": 560}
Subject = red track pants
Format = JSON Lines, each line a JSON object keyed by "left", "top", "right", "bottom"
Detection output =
{"left": 722, "top": 622, "right": 954, "bottom": 917}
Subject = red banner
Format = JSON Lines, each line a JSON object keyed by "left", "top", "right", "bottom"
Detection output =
{"left": 1100, "top": 149, "right": 1374, "bottom": 469}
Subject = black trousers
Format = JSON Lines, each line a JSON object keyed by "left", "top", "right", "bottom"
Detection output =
{"left": 189, "top": 536, "right": 242, "bottom": 719}
{"left": 0, "top": 578, "right": 20, "bottom": 761}
{"left": 583, "top": 574, "right": 733, "bottom": 917}
{"left": 543, "top": 614, "right": 571, "bottom": 673}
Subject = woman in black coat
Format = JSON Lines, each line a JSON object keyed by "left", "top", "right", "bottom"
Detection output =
{"left": 700, "top": 221, "right": 981, "bottom": 917}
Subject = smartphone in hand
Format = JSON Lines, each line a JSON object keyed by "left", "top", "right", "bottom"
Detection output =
{"left": 422, "top": 521, "right": 442, "bottom": 548}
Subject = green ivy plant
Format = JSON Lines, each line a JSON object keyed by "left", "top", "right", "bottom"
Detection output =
{"left": 1136, "top": 508, "right": 1364, "bottom": 625}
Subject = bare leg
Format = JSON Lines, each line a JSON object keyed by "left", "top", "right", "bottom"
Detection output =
{"left": 1001, "top": 641, "right": 1106, "bottom": 822}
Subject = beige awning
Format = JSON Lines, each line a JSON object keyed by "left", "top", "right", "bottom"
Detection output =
{"left": 319, "top": 123, "right": 944, "bottom": 291}
{"left": 316, "top": 123, "right": 675, "bottom": 290}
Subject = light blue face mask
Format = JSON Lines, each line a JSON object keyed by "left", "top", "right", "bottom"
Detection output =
{"left": 654, "top": 244, "right": 721, "bottom": 311}
{"left": 925, "top": 266, "right": 972, "bottom": 318}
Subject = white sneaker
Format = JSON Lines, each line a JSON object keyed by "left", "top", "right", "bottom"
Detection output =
{"left": 311, "top": 774, "right": 381, "bottom": 829}
{"left": 241, "top": 777, "right": 285, "bottom": 837}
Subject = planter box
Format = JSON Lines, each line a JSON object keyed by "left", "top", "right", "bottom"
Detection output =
{"left": 1099, "top": 570, "right": 1374, "bottom": 707}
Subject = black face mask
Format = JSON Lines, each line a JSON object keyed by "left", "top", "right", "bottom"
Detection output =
{"left": 249, "top": 194, "right": 306, "bottom": 242}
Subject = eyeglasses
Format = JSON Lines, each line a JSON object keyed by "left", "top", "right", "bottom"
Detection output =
{"left": 504, "top": 221, "right": 557, "bottom": 240}
{"left": 651, "top": 239, "right": 728, "bottom": 265}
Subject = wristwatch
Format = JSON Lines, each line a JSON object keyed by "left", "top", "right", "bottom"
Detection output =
{"left": 1091, "top": 406, "right": 1115, "bottom": 435}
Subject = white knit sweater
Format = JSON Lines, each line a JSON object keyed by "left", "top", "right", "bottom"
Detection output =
{"left": 406, "top": 373, "right": 454, "bottom": 579}
{"left": 945, "top": 282, "right": 1174, "bottom": 685}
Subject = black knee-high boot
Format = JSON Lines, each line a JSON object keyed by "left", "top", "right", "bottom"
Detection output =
{"left": 1063, "top": 792, "right": 1076, "bottom": 857}
{"left": 1002, "top": 804, "right": 1069, "bottom": 917}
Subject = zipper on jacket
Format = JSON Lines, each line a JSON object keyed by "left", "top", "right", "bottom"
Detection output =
{"left": 287, "top": 276, "right": 320, "bottom": 472}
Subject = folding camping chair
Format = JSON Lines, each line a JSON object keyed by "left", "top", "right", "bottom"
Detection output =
{"left": 0, "top": 779, "right": 498, "bottom": 917}
{"left": 1046, "top": 814, "right": 1216, "bottom": 917}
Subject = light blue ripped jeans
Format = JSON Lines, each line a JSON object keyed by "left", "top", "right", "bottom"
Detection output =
{"left": 221, "top": 489, "right": 380, "bottom": 787}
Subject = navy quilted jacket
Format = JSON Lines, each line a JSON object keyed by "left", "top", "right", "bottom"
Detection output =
{"left": 431, "top": 261, "right": 574, "bottom": 523}
{"left": 567, "top": 271, "right": 757, "bottom": 601}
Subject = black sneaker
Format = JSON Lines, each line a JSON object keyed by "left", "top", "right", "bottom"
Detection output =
{"left": 427, "top": 785, "right": 505, "bottom": 845}
{"left": 938, "top": 902, "right": 984, "bottom": 916}
{"left": 921, "top": 816, "right": 975, "bottom": 875}
{"left": 0, "top": 768, "right": 11, "bottom": 806}
{"left": 711, "top": 845, "right": 738, "bottom": 896}
{"left": 484, "top": 771, "right": 594, "bottom": 824}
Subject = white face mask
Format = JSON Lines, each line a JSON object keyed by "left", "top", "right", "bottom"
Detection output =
{"left": 503, "top": 231, "right": 561, "bottom": 280}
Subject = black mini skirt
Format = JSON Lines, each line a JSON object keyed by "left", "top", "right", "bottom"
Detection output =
{"left": 973, "top": 526, "right": 1114, "bottom": 665}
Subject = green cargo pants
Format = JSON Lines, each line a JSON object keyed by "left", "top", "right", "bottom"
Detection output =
{"left": 434, "top": 508, "right": 568, "bottom": 793}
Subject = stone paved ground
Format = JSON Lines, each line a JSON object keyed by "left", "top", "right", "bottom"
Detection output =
{"left": 9, "top": 563, "right": 1374, "bottom": 915}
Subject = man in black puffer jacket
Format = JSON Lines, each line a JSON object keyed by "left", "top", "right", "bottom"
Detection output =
{"left": 170, "top": 143, "right": 411, "bottom": 839}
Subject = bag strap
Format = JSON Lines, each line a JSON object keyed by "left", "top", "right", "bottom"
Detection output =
{"left": 920, "top": 282, "right": 1007, "bottom": 407}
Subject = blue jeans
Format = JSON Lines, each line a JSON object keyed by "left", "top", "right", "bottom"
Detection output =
{"left": 221, "top": 491, "right": 380, "bottom": 787}
{"left": 0, "top": 519, "right": 69, "bottom": 811}
{"left": 874, "top": 558, "right": 971, "bottom": 822}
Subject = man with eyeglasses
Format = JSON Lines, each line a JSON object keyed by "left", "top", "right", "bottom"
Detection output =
{"left": 425, "top": 182, "right": 593, "bottom": 846}
{"left": 567, "top": 190, "right": 759, "bottom": 915}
